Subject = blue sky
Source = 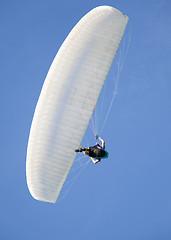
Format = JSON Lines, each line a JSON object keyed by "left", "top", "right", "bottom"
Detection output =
{"left": 1, "top": 0, "right": 171, "bottom": 239}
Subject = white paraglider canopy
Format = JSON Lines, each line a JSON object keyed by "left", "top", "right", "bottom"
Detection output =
{"left": 26, "top": 5, "right": 129, "bottom": 203}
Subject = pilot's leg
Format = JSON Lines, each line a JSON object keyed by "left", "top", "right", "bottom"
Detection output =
{"left": 75, "top": 147, "right": 87, "bottom": 152}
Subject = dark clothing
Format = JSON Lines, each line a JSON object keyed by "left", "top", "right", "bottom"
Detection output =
{"left": 75, "top": 144, "right": 108, "bottom": 160}
{"left": 85, "top": 144, "right": 106, "bottom": 159}
{"left": 75, "top": 137, "right": 108, "bottom": 163}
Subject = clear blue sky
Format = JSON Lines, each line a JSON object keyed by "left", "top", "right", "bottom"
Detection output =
{"left": 1, "top": 0, "right": 171, "bottom": 239}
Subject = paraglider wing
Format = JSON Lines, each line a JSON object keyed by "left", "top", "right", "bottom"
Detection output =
{"left": 26, "top": 6, "right": 129, "bottom": 203}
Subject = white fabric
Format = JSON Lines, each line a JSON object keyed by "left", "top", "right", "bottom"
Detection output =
{"left": 26, "top": 6, "right": 129, "bottom": 203}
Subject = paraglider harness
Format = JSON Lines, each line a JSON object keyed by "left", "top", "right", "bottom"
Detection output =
{"left": 85, "top": 144, "right": 108, "bottom": 160}
{"left": 75, "top": 137, "right": 109, "bottom": 162}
